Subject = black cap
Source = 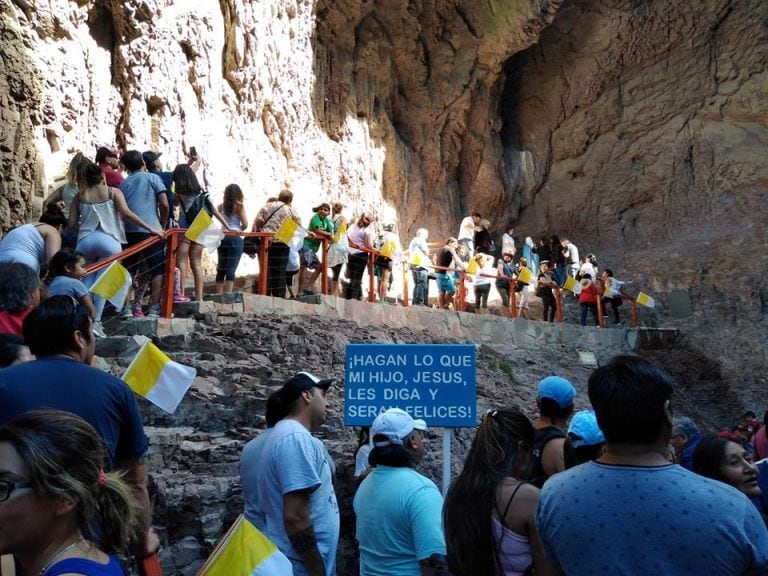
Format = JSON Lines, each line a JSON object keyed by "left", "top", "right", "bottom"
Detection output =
{"left": 277, "top": 372, "right": 334, "bottom": 403}
{"left": 142, "top": 150, "right": 162, "bottom": 168}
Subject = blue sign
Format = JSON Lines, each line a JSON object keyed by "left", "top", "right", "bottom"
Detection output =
{"left": 344, "top": 343, "right": 476, "bottom": 428}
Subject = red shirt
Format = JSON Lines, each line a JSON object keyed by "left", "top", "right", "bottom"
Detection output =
{"left": 578, "top": 282, "right": 598, "bottom": 304}
{"left": 101, "top": 164, "right": 124, "bottom": 188}
{"left": 754, "top": 426, "right": 768, "bottom": 460}
{"left": 0, "top": 307, "right": 32, "bottom": 336}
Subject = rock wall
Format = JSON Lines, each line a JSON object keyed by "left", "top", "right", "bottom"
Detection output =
{"left": 498, "top": 0, "right": 768, "bottom": 404}
{"left": 1, "top": 0, "right": 767, "bottom": 484}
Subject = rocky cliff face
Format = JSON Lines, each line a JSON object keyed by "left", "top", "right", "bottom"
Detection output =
{"left": 1, "top": 0, "right": 766, "bottom": 429}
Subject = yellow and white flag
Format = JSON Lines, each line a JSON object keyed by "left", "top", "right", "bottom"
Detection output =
{"left": 332, "top": 222, "right": 347, "bottom": 244}
{"left": 186, "top": 210, "right": 224, "bottom": 253}
{"left": 563, "top": 276, "right": 578, "bottom": 293}
{"left": 90, "top": 261, "right": 132, "bottom": 311}
{"left": 288, "top": 224, "right": 308, "bottom": 251}
{"left": 123, "top": 341, "right": 196, "bottom": 414}
{"left": 517, "top": 266, "right": 533, "bottom": 285}
{"left": 274, "top": 217, "right": 298, "bottom": 244}
{"left": 636, "top": 291, "right": 655, "bottom": 308}
{"left": 409, "top": 249, "right": 425, "bottom": 267}
{"left": 197, "top": 515, "right": 292, "bottom": 576}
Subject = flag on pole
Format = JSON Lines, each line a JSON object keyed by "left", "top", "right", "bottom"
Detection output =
{"left": 90, "top": 261, "right": 132, "bottom": 311}
{"left": 517, "top": 266, "right": 533, "bottom": 285}
{"left": 563, "top": 276, "right": 578, "bottom": 293}
{"left": 636, "top": 291, "right": 655, "bottom": 308}
{"left": 185, "top": 210, "right": 224, "bottom": 252}
{"left": 275, "top": 218, "right": 307, "bottom": 244}
{"left": 287, "top": 225, "right": 308, "bottom": 251}
{"left": 410, "top": 249, "right": 426, "bottom": 267}
{"left": 122, "top": 341, "right": 196, "bottom": 414}
{"left": 198, "top": 515, "right": 292, "bottom": 576}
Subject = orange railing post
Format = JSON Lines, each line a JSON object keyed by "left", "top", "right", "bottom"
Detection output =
{"left": 510, "top": 278, "right": 517, "bottom": 318}
{"left": 402, "top": 261, "right": 410, "bottom": 307}
{"left": 161, "top": 231, "right": 178, "bottom": 318}
{"left": 320, "top": 237, "right": 329, "bottom": 295}
{"left": 367, "top": 252, "right": 376, "bottom": 303}
{"left": 258, "top": 236, "right": 269, "bottom": 296}
{"left": 456, "top": 270, "right": 466, "bottom": 312}
{"left": 631, "top": 300, "right": 638, "bottom": 327}
{"left": 596, "top": 281, "right": 605, "bottom": 328}
{"left": 555, "top": 287, "right": 563, "bottom": 323}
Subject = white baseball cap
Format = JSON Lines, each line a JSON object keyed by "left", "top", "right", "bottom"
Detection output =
{"left": 372, "top": 408, "right": 427, "bottom": 447}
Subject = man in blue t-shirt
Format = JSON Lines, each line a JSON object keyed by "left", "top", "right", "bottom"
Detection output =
{"left": 353, "top": 408, "right": 446, "bottom": 576}
{"left": 259, "top": 372, "right": 340, "bottom": 576}
{"left": 0, "top": 296, "right": 158, "bottom": 558}
{"left": 120, "top": 150, "right": 168, "bottom": 317}
{"left": 536, "top": 355, "right": 768, "bottom": 575}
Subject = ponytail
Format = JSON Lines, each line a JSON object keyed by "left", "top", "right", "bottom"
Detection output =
{"left": 93, "top": 469, "right": 142, "bottom": 554}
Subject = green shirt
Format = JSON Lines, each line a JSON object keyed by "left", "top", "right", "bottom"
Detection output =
{"left": 303, "top": 213, "right": 334, "bottom": 252}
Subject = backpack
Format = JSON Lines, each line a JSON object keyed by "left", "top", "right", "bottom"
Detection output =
{"left": 183, "top": 191, "right": 212, "bottom": 224}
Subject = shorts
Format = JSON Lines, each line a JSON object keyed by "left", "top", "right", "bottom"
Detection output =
{"left": 124, "top": 232, "right": 166, "bottom": 278}
{"left": 299, "top": 246, "right": 321, "bottom": 269}
{"left": 375, "top": 256, "right": 393, "bottom": 271}
{"left": 437, "top": 273, "right": 455, "bottom": 294}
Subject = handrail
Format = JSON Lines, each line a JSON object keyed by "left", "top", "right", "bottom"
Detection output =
{"left": 81, "top": 228, "right": 639, "bottom": 327}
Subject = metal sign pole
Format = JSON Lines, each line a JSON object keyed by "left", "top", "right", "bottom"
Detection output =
{"left": 442, "top": 429, "right": 451, "bottom": 495}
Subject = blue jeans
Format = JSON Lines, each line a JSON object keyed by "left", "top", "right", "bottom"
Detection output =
{"left": 411, "top": 267, "right": 428, "bottom": 305}
{"left": 216, "top": 236, "right": 244, "bottom": 282}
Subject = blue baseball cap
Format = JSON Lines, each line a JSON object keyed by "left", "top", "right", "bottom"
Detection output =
{"left": 568, "top": 410, "right": 605, "bottom": 447}
{"left": 537, "top": 376, "right": 576, "bottom": 409}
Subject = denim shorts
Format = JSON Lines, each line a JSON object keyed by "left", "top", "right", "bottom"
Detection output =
{"left": 299, "top": 246, "right": 321, "bottom": 268}
{"left": 437, "top": 273, "right": 455, "bottom": 294}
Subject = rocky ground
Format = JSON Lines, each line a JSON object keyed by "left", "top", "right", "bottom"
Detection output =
{"left": 102, "top": 303, "right": 746, "bottom": 575}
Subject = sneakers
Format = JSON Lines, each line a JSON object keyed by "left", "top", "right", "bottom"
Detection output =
{"left": 173, "top": 293, "right": 191, "bottom": 303}
{"left": 92, "top": 321, "right": 106, "bottom": 338}
{"left": 147, "top": 304, "right": 161, "bottom": 317}
{"left": 120, "top": 307, "right": 133, "bottom": 320}
{"left": 132, "top": 308, "right": 146, "bottom": 318}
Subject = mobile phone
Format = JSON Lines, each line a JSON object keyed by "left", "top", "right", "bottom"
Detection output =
{"left": 190, "top": 146, "right": 197, "bottom": 157}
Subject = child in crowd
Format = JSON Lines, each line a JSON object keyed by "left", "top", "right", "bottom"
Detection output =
{"left": 578, "top": 273, "right": 599, "bottom": 326}
{"left": 46, "top": 249, "right": 99, "bottom": 333}
{"left": 515, "top": 256, "right": 531, "bottom": 319}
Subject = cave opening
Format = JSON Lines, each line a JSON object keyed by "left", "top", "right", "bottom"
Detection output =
{"left": 86, "top": 0, "right": 117, "bottom": 53}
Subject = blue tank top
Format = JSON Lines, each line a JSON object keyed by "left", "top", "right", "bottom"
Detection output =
{"left": 224, "top": 211, "right": 243, "bottom": 231}
{"left": 0, "top": 223, "right": 46, "bottom": 273}
{"left": 44, "top": 555, "right": 124, "bottom": 576}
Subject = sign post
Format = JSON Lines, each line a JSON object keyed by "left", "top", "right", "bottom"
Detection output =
{"left": 344, "top": 343, "right": 477, "bottom": 493}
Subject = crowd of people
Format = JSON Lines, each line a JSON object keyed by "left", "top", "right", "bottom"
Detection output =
{"left": 407, "top": 211, "right": 633, "bottom": 325}
{"left": 236, "top": 356, "right": 768, "bottom": 576}
{"left": 0, "top": 145, "right": 641, "bottom": 336}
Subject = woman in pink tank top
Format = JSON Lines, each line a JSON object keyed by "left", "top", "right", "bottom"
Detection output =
{"left": 443, "top": 408, "right": 559, "bottom": 576}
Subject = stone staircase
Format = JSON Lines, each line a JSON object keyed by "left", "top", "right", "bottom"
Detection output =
{"left": 93, "top": 292, "right": 678, "bottom": 575}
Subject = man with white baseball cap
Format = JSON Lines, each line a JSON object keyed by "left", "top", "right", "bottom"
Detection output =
{"left": 353, "top": 408, "right": 447, "bottom": 575}
{"left": 259, "top": 372, "right": 339, "bottom": 576}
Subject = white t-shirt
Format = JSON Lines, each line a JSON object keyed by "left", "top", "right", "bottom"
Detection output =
{"left": 458, "top": 216, "right": 476, "bottom": 241}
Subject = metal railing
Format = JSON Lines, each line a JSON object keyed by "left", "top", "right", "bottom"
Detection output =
{"left": 84, "top": 229, "right": 639, "bottom": 326}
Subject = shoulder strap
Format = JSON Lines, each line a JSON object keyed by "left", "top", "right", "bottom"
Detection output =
{"left": 497, "top": 481, "right": 526, "bottom": 521}
{"left": 260, "top": 203, "right": 285, "bottom": 229}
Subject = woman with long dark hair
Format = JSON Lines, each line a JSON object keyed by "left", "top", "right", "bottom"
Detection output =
{"left": 215, "top": 184, "right": 248, "bottom": 294}
{"left": 443, "top": 408, "right": 558, "bottom": 576}
{"left": 173, "top": 164, "right": 229, "bottom": 302}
